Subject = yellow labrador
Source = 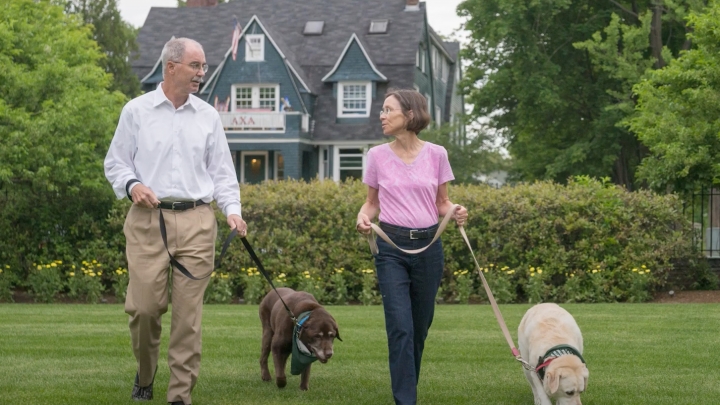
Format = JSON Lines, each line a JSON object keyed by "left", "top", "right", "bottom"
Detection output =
{"left": 518, "top": 303, "right": 589, "bottom": 405}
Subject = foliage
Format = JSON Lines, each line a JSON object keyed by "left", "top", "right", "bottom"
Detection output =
{"left": 457, "top": 0, "right": 705, "bottom": 189}
{"left": 629, "top": 3, "right": 720, "bottom": 192}
{"left": 452, "top": 269, "right": 473, "bottom": 304}
{"left": 0, "top": 0, "right": 127, "bottom": 275}
{"left": 239, "top": 267, "right": 265, "bottom": 305}
{"left": 64, "top": 0, "right": 141, "bottom": 97}
{"left": 329, "top": 268, "right": 349, "bottom": 305}
{"left": 25, "top": 262, "right": 65, "bottom": 303}
{"left": 66, "top": 260, "right": 105, "bottom": 303}
{"left": 421, "top": 124, "right": 510, "bottom": 185}
{"left": 204, "top": 271, "right": 234, "bottom": 304}
{"left": 0, "top": 265, "right": 16, "bottom": 302}
{"left": 358, "top": 269, "right": 380, "bottom": 306}
{"left": 111, "top": 266, "right": 129, "bottom": 302}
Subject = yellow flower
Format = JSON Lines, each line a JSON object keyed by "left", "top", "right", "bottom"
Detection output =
{"left": 641, "top": 265, "right": 647, "bottom": 269}
{"left": 508, "top": 270, "right": 515, "bottom": 275}
{"left": 530, "top": 267, "right": 535, "bottom": 272}
{"left": 592, "top": 269, "right": 598, "bottom": 274}
{"left": 89, "top": 272, "right": 96, "bottom": 277}
{"left": 222, "top": 274, "right": 229, "bottom": 279}
{"left": 4, "top": 265, "right": 9, "bottom": 268}
{"left": 69, "top": 272, "right": 75, "bottom": 277}
{"left": 0, "top": 269, "right": 3, "bottom": 274}
{"left": 304, "top": 275, "right": 311, "bottom": 279}
{"left": 211, "top": 272, "right": 216, "bottom": 278}
{"left": 632, "top": 268, "right": 638, "bottom": 272}
{"left": 453, "top": 271, "right": 459, "bottom": 276}
{"left": 92, "top": 260, "right": 97, "bottom": 264}
{"left": 483, "top": 268, "right": 488, "bottom": 273}
{"left": 537, "top": 269, "right": 543, "bottom": 274}
{"left": 489, "top": 263, "right": 494, "bottom": 267}
{"left": 570, "top": 273, "right": 575, "bottom": 278}
{"left": 97, "top": 271, "right": 102, "bottom": 276}
{"left": 530, "top": 273, "right": 535, "bottom": 277}
{"left": 37, "top": 265, "right": 42, "bottom": 270}
{"left": 72, "top": 265, "right": 76, "bottom": 269}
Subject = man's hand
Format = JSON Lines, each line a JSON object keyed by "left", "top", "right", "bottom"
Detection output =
{"left": 131, "top": 184, "right": 160, "bottom": 208}
{"left": 227, "top": 214, "right": 247, "bottom": 236}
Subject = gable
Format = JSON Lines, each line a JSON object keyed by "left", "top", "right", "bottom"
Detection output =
{"left": 322, "top": 34, "right": 387, "bottom": 83}
{"left": 202, "top": 18, "right": 308, "bottom": 113}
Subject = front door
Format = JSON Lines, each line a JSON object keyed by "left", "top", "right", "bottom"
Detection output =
{"left": 243, "top": 153, "right": 267, "bottom": 184}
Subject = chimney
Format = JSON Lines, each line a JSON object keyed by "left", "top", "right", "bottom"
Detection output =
{"left": 186, "top": 0, "right": 218, "bottom": 7}
{"left": 405, "top": 0, "right": 420, "bottom": 11}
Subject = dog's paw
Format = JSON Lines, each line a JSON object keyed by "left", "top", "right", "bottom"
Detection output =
{"left": 299, "top": 383, "right": 309, "bottom": 391}
{"left": 276, "top": 377, "right": 287, "bottom": 388}
{"left": 261, "top": 372, "right": 271, "bottom": 382}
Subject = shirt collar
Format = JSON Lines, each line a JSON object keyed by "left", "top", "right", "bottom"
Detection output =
{"left": 154, "top": 82, "right": 198, "bottom": 110}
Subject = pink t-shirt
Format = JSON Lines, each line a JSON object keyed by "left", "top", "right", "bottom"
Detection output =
{"left": 363, "top": 142, "right": 455, "bottom": 228}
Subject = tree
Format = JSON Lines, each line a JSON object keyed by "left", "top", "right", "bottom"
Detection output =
{"left": 629, "top": 3, "right": 720, "bottom": 193}
{"left": 0, "top": 0, "right": 127, "bottom": 265}
{"left": 65, "top": 0, "right": 141, "bottom": 98}
{"left": 420, "top": 124, "right": 510, "bottom": 185}
{"left": 457, "top": 0, "right": 704, "bottom": 189}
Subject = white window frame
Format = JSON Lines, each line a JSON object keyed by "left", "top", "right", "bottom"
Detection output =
{"left": 245, "top": 34, "right": 265, "bottom": 62}
{"left": 435, "top": 105, "right": 442, "bottom": 127}
{"left": 332, "top": 146, "right": 366, "bottom": 181}
{"left": 420, "top": 48, "right": 427, "bottom": 73}
{"left": 231, "top": 84, "right": 280, "bottom": 112}
{"left": 318, "top": 147, "right": 329, "bottom": 181}
{"left": 274, "top": 153, "right": 285, "bottom": 180}
{"left": 239, "top": 151, "right": 269, "bottom": 184}
{"left": 337, "top": 82, "right": 371, "bottom": 118}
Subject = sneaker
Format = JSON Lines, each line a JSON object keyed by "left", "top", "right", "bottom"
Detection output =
{"left": 131, "top": 372, "right": 153, "bottom": 401}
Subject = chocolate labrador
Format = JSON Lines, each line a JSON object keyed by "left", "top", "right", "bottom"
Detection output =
{"left": 259, "top": 287, "right": 341, "bottom": 390}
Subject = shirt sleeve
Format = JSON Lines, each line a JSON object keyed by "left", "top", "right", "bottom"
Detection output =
{"left": 363, "top": 147, "right": 378, "bottom": 189}
{"left": 206, "top": 112, "right": 242, "bottom": 218}
{"left": 104, "top": 105, "right": 139, "bottom": 200}
{"left": 438, "top": 146, "right": 455, "bottom": 185}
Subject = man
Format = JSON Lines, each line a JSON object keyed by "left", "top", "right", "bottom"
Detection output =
{"left": 104, "top": 37, "right": 247, "bottom": 405}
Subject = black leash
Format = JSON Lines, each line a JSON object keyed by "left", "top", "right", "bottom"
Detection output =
{"left": 158, "top": 209, "right": 297, "bottom": 323}
{"left": 159, "top": 210, "right": 238, "bottom": 279}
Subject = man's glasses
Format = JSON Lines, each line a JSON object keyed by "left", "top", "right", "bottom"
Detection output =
{"left": 173, "top": 61, "right": 209, "bottom": 73}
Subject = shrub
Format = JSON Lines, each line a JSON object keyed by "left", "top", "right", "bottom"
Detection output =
{"left": 26, "top": 261, "right": 65, "bottom": 303}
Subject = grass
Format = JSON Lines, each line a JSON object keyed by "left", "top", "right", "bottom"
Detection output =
{"left": 0, "top": 303, "right": 718, "bottom": 404}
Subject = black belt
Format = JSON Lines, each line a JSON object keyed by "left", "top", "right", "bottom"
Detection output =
{"left": 379, "top": 222, "right": 438, "bottom": 240}
{"left": 158, "top": 200, "right": 207, "bottom": 211}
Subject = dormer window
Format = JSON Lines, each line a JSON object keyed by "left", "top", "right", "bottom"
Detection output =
{"left": 338, "top": 82, "right": 371, "bottom": 118}
{"left": 245, "top": 34, "right": 265, "bottom": 61}
{"left": 304, "top": 21, "right": 325, "bottom": 35}
{"left": 369, "top": 20, "right": 388, "bottom": 34}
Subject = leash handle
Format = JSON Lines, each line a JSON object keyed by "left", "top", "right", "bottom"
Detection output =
{"left": 364, "top": 204, "right": 458, "bottom": 255}
{"left": 239, "top": 236, "right": 298, "bottom": 324}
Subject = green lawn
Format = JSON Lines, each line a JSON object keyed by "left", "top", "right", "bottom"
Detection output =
{"left": 0, "top": 303, "right": 718, "bottom": 404}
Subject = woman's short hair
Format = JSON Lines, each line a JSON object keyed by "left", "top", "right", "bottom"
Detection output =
{"left": 384, "top": 88, "right": 431, "bottom": 134}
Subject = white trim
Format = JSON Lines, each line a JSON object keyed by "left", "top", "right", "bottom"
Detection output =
{"left": 231, "top": 84, "right": 280, "bottom": 112}
{"left": 226, "top": 138, "right": 380, "bottom": 147}
{"left": 245, "top": 34, "right": 265, "bottom": 62}
{"left": 141, "top": 56, "right": 163, "bottom": 83}
{"left": 239, "top": 151, "right": 269, "bottom": 184}
{"left": 318, "top": 146, "right": 328, "bottom": 181}
{"left": 337, "top": 82, "right": 371, "bottom": 118}
{"left": 274, "top": 152, "right": 285, "bottom": 180}
{"left": 429, "top": 34, "right": 454, "bottom": 61}
{"left": 322, "top": 33, "right": 387, "bottom": 82}
{"left": 332, "top": 145, "right": 367, "bottom": 182}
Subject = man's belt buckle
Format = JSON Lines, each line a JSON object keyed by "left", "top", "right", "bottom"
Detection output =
{"left": 410, "top": 229, "right": 420, "bottom": 240}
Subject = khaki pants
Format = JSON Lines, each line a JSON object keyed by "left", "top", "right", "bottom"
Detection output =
{"left": 123, "top": 204, "right": 217, "bottom": 405}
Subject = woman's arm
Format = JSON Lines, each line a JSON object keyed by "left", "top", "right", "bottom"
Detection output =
{"left": 436, "top": 182, "right": 468, "bottom": 226}
{"left": 356, "top": 186, "right": 380, "bottom": 235}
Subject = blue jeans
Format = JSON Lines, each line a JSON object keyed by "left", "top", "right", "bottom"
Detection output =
{"left": 374, "top": 224, "right": 444, "bottom": 405}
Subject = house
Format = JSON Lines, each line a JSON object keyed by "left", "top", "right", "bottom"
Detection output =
{"left": 133, "top": 0, "right": 465, "bottom": 184}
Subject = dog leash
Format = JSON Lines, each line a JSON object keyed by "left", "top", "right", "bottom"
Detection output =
{"left": 158, "top": 209, "right": 299, "bottom": 323}
{"left": 364, "top": 204, "right": 534, "bottom": 371}
{"left": 159, "top": 209, "right": 228, "bottom": 280}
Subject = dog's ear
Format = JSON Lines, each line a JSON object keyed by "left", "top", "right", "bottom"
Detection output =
{"left": 581, "top": 365, "right": 589, "bottom": 392}
{"left": 335, "top": 327, "right": 342, "bottom": 342}
{"left": 545, "top": 370, "right": 560, "bottom": 395}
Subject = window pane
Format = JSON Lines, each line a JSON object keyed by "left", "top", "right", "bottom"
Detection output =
{"left": 342, "top": 85, "right": 367, "bottom": 114}
{"left": 259, "top": 87, "right": 276, "bottom": 111}
{"left": 340, "top": 169, "right": 363, "bottom": 182}
{"left": 236, "top": 87, "right": 252, "bottom": 110}
{"left": 340, "top": 156, "right": 362, "bottom": 168}
{"left": 276, "top": 154, "right": 284, "bottom": 180}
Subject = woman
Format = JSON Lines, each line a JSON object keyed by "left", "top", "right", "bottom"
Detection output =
{"left": 356, "top": 89, "right": 468, "bottom": 405}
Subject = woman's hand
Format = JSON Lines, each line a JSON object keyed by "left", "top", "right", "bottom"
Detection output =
{"left": 454, "top": 205, "right": 468, "bottom": 227}
{"left": 356, "top": 213, "right": 372, "bottom": 235}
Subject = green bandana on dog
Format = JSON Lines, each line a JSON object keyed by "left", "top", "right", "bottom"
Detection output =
{"left": 291, "top": 311, "right": 317, "bottom": 375}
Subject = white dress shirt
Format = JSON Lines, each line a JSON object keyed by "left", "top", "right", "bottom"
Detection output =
{"left": 104, "top": 85, "right": 241, "bottom": 218}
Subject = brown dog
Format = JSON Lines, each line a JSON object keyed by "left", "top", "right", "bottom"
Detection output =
{"left": 259, "top": 287, "right": 341, "bottom": 390}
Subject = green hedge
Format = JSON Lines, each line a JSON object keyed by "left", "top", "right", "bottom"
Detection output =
{"left": 0, "top": 178, "right": 715, "bottom": 304}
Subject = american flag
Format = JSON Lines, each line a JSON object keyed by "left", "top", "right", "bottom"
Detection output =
{"left": 231, "top": 17, "right": 241, "bottom": 61}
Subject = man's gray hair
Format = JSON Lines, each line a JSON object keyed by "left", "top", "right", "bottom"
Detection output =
{"left": 161, "top": 37, "right": 203, "bottom": 78}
